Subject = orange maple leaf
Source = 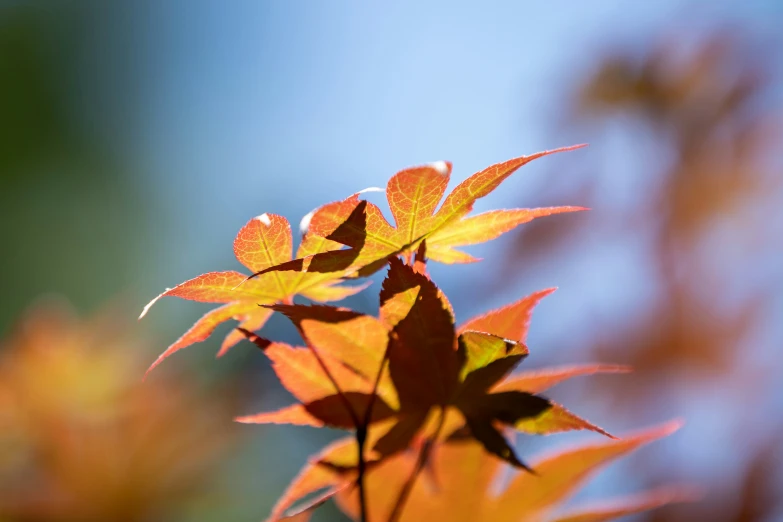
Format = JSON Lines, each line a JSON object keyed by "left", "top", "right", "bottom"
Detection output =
{"left": 236, "top": 257, "right": 627, "bottom": 521}
{"left": 139, "top": 211, "right": 368, "bottom": 376}
{"left": 263, "top": 399, "right": 682, "bottom": 521}
{"left": 246, "top": 146, "right": 588, "bottom": 282}
{"left": 142, "top": 148, "right": 587, "bottom": 376}
{"left": 333, "top": 421, "right": 697, "bottom": 522}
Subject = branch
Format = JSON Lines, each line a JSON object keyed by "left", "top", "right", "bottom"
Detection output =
{"left": 299, "top": 334, "right": 368, "bottom": 521}
{"left": 355, "top": 335, "right": 393, "bottom": 522}
{"left": 387, "top": 407, "right": 446, "bottom": 522}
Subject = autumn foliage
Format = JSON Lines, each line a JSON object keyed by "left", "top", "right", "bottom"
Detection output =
{"left": 141, "top": 146, "right": 694, "bottom": 521}
{"left": 0, "top": 301, "right": 232, "bottom": 521}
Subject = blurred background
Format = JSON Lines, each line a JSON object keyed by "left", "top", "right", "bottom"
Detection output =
{"left": 1, "top": 1, "right": 781, "bottom": 521}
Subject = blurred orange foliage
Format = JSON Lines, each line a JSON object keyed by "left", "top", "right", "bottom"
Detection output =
{"left": 504, "top": 29, "right": 783, "bottom": 522}
{"left": 512, "top": 30, "right": 780, "bottom": 375}
{"left": 0, "top": 300, "right": 235, "bottom": 522}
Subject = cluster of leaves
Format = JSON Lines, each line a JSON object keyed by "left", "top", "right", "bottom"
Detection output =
{"left": 142, "top": 146, "right": 692, "bottom": 521}
{"left": 0, "top": 301, "right": 232, "bottom": 521}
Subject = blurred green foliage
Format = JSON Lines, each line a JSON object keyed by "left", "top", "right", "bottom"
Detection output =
{"left": 0, "top": 3, "right": 148, "bottom": 332}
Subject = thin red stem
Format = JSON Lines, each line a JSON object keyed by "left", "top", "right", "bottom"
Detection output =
{"left": 300, "top": 339, "right": 367, "bottom": 521}
{"left": 387, "top": 408, "right": 446, "bottom": 522}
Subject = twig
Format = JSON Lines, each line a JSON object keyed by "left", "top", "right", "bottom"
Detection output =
{"left": 363, "top": 344, "right": 391, "bottom": 428}
{"left": 355, "top": 338, "right": 393, "bottom": 522}
{"left": 356, "top": 425, "right": 369, "bottom": 522}
{"left": 387, "top": 408, "right": 446, "bottom": 522}
{"left": 238, "top": 323, "right": 369, "bottom": 519}
{"left": 357, "top": 245, "right": 426, "bottom": 521}
{"left": 299, "top": 335, "right": 367, "bottom": 521}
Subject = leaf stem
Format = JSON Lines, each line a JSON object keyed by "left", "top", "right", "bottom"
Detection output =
{"left": 300, "top": 337, "right": 367, "bottom": 520}
{"left": 356, "top": 339, "right": 393, "bottom": 522}
{"left": 363, "top": 345, "right": 391, "bottom": 428}
{"left": 387, "top": 408, "right": 446, "bottom": 522}
{"left": 356, "top": 425, "right": 369, "bottom": 522}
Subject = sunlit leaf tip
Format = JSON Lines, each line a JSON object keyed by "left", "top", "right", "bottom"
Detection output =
{"left": 236, "top": 327, "right": 273, "bottom": 350}
{"left": 427, "top": 160, "right": 452, "bottom": 175}
{"left": 138, "top": 288, "right": 171, "bottom": 320}
{"left": 299, "top": 210, "right": 316, "bottom": 236}
{"left": 495, "top": 363, "right": 633, "bottom": 395}
{"left": 458, "top": 287, "right": 557, "bottom": 343}
{"left": 357, "top": 186, "right": 385, "bottom": 194}
{"left": 142, "top": 353, "right": 166, "bottom": 381}
{"left": 255, "top": 213, "right": 272, "bottom": 226}
{"left": 551, "top": 486, "right": 703, "bottom": 522}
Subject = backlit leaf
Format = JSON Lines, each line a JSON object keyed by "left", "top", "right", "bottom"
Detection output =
{"left": 236, "top": 392, "right": 395, "bottom": 430}
{"left": 236, "top": 404, "right": 324, "bottom": 427}
{"left": 384, "top": 258, "right": 460, "bottom": 408}
{"left": 496, "top": 421, "right": 684, "bottom": 520}
{"left": 550, "top": 487, "right": 701, "bottom": 522}
{"left": 387, "top": 163, "right": 450, "bottom": 244}
{"left": 514, "top": 402, "right": 614, "bottom": 438}
{"left": 427, "top": 207, "right": 586, "bottom": 264}
{"left": 332, "top": 421, "right": 687, "bottom": 522}
{"left": 268, "top": 305, "right": 389, "bottom": 381}
{"left": 249, "top": 146, "right": 587, "bottom": 283}
{"left": 263, "top": 437, "right": 357, "bottom": 522}
{"left": 138, "top": 144, "right": 688, "bottom": 522}
{"left": 259, "top": 340, "right": 373, "bottom": 403}
{"left": 458, "top": 287, "right": 556, "bottom": 343}
{"left": 431, "top": 145, "right": 586, "bottom": 231}
{"left": 217, "top": 306, "right": 275, "bottom": 356}
{"left": 140, "top": 211, "right": 367, "bottom": 375}
{"left": 233, "top": 213, "right": 293, "bottom": 276}
{"left": 494, "top": 364, "right": 633, "bottom": 394}
{"left": 458, "top": 330, "right": 529, "bottom": 379}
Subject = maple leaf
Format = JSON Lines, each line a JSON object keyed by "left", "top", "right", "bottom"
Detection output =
{"left": 493, "top": 363, "right": 633, "bottom": 395}
{"left": 233, "top": 327, "right": 394, "bottom": 430}
{"left": 233, "top": 301, "right": 400, "bottom": 432}
{"left": 332, "top": 421, "right": 697, "bottom": 522}
{"left": 266, "top": 421, "right": 695, "bottom": 522}
{"left": 237, "top": 259, "right": 626, "bottom": 521}
{"left": 141, "top": 148, "right": 587, "bottom": 376}
{"left": 138, "top": 211, "right": 369, "bottom": 376}
{"left": 245, "top": 145, "right": 588, "bottom": 282}
{"left": 453, "top": 288, "right": 625, "bottom": 438}
{"left": 128, "top": 141, "right": 696, "bottom": 522}
{"left": 239, "top": 259, "right": 603, "bottom": 467}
